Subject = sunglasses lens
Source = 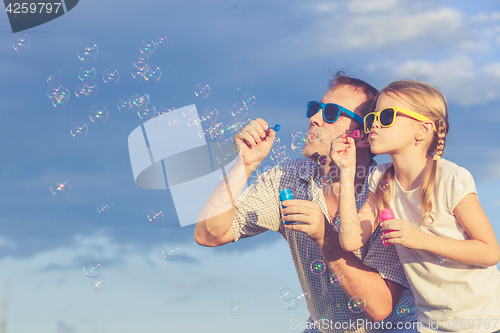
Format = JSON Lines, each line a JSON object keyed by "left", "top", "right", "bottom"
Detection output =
{"left": 380, "top": 108, "right": 395, "bottom": 126}
{"left": 324, "top": 104, "right": 340, "bottom": 123}
{"left": 365, "top": 114, "right": 375, "bottom": 132}
{"left": 307, "top": 102, "right": 320, "bottom": 118}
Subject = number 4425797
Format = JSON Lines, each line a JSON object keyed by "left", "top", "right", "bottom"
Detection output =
{"left": 6, "top": 2, "right": 62, "bottom": 14}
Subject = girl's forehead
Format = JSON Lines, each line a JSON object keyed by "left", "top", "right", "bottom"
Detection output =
{"left": 376, "top": 92, "right": 412, "bottom": 110}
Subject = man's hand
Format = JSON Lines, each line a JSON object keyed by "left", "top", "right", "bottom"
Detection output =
{"left": 381, "top": 219, "right": 426, "bottom": 249}
{"left": 233, "top": 118, "right": 275, "bottom": 173}
{"left": 282, "top": 199, "right": 330, "bottom": 248}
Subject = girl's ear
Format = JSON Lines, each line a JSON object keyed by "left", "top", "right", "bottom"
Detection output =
{"left": 419, "top": 121, "right": 435, "bottom": 141}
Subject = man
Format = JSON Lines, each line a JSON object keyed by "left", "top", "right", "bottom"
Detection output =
{"left": 195, "top": 71, "right": 417, "bottom": 332}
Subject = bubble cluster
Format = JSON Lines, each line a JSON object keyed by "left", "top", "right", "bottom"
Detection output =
{"left": 270, "top": 145, "right": 287, "bottom": 163}
{"left": 330, "top": 272, "right": 344, "bottom": 285}
{"left": 133, "top": 53, "right": 149, "bottom": 68}
{"left": 103, "top": 68, "right": 119, "bottom": 85}
{"left": 97, "top": 204, "right": 110, "bottom": 215}
{"left": 396, "top": 304, "right": 410, "bottom": 317}
{"left": 85, "top": 81, "right": 98, "bottom": 98}
{"left": 348, "top": 296, "right": 366, "bottom": 313}
{"left": 84, "top": 261, "right": 101, "bottom": 278}
{"left": 140, "top": 39, "right": 156, "bottom": 55}
{"left": 310, "top": 259, "right": 326, "bottom": 275}
{"left": 89, "top": 105, "right": 109, "bottom": 124}
{"left": 279, "top": 288, "right": 293, "bottom": 301}
{"left": 156, "top": 35, "right": 168, "bottom": 46}
{"left": 145, "top": 65, "right": 161, "bottom": 83}
{"left": 78, "top": 65, "right": 96, "bottom": 82}
{"left": 294, "top": 288, "right": 310, "bottom": 305}
{"left": 47, "top": 83, "right": 70, "bottom": 108}
{"left": 130, "top": 93, "right": 149, "bottom": 107}
{"left": 350, "top": 198, "right": 377, "bottom": 226}
{"left": 437, "top": 256, "right": 448, "bottom": 267}
{"left": 117, "top": 98, "right": 132, "bottom": 112}
{"left": 291, "top": 133, "right": 307, "bottom": 154}
{"left": 50, "top": 178, "right": 71, "bottom": 196}
{"left": 242, "top": 93, "right": 255, "bottom": 107}
{"left": 228, "top": 301, "right": 243, "bottom": 316}
{"left": 12, "top": 33, "right": 30, "bottom": 52}
{"left": 148, "top": 209, "right": 163, "bottom": 224}
{"left": 75, "top": 84, "right": 89, "bottom": 99}
{"left": 89, "top": 276, "right": 107, "bottom": 293}
{"left": 379, "top": 179, "right": 390, "bottom": 192}
{"left": 131, "top": 64, "right": 147, "bottom": 81}
{"left": 77, "top": 41, "right": 99, "bottom": 62}
{"left": 70, "top": 121, "right": 88, "bottom": 138}
{"left": 195, "top": 83, "right": 210, "bottom": 99}
{"left": 286, "top": 298, "right": 298, "bottom": 310}
{"left": 162, "top": 245, "right": 179, "bottom": 261}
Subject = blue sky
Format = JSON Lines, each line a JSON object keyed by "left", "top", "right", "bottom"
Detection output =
{"left": 1, "top": 0, "right": 500, "bottom": 332}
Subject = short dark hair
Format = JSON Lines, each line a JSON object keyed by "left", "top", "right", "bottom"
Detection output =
{"left": 327, "top": 70, "right": 379, "bottom": 117}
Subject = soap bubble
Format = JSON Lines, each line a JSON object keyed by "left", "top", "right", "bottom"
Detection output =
{"left": 84, "top": 261, "right": 100, "bottom": 278}
{"left": 317, "top": 176, "right": 332, "bottom": 190}
{"left": 50, "top": 178, "right": 71, "bottom": 196}
{"left": 291, "top": 135, "right": 307, "bottom": 154}
{"left": 148, "top": 209, "right": 163, "bottom": 224}
{"left": 78, "top": 65, "right": 96, "bottom": 82}
{"left": 131, "top": 64, "right": 147, "bottom": 80}
{"left": 242, "top": 93, "right": 255, "bottom": 107}
{"left": 103, "top": 68, "right": 119, "bottom": 85}
{"left": 169, "top": 118, "right": 180, "bottom": 127}
{"left": 209, "top": 122, "right": 224, "bottom": 140}
{"left": 228, "top": 301, "right": 243, "bottom": 316}
{"left": 156, "top": 35, "right": 168, "bottom": 46}
{"left": 117, "top": 98, "right": 131, "bottom": 112}
{"left": 198, "top": 107, "right": 217, "bottom": 125}
{"left": 158, "top": 104, "right": 175, "bottom": 116}
{"left": 12, "top": 33, "right": 30, "bottom": 52}
{"left": 294, "top": 288, "right": 310, "bottom": 305}
{"left": 70, "top": 122, "right": 88, "bottom": 138}
{"left": 162, "top": 245, "right": 179, "bottom": 261}
{"left": 130, "top": 93, "right": 149, "bottom": 107}
{"left": 89, "top": 276, "right": 107, "bottom": 293}
{"left": 138, "top": 104, "right": 156, "bottom": 120}
{"left": 437, "top": 256, "right": 448, "bottom": 267}
{"left": 77, "top": 41, "right": 98, "bottom": 61}
{"left": 396, "top": 304, "right": 410, "bottom": 317}
{"left": 89, "top": 105, "right": 109, "bottom": 124}
{"left": 286, "top": 298, "right": 298, "bottom": 310}
{"left": 46, "top": 75, "right": 54, "bottom": 83}
{"left": 339, "top": 222, "right": 352, "bottom": 235}
{"left": 47, "top": 83, "right": 63, "bottom": 99}
{"left": 310, "top": 259, "right": 326, "bottom": 275}
{"left": 195, "top": 83, "right": 210, "bottom": 98}
{"left": 51, "top": 88, "right": 70, "bottom": 108}
{"left": 85, "top": 81, "right": 98, "bottom": 98}
{"left": 133, "top": 53, "right": 149, "bottom": 68}
{"left": 457, "top": 200, "right": 469, "bottom": 211}
{"left": 75, "top": 84, "right": 89, "bottom": 99}
{"left": 350, "top": 198, "right": 377, "bottom": 226}
{"left": 330, "top": 272, "right": 344, "bottom": 285}
{"left": 348, "top": 296, "right": 366, "bottom": 313}
{"left": 379, "top": 179, "right": 390, "bottom": 192}
{"left": 224, "top": 118, "right": 249, "bottom": 136}
{"left": 317, "top": 155, "right": 330, "bottom": 166}
{"left": 97, "top": 204, "right": 110, "bottom": 215}
{"left": 279, "top": 288, "right": 293, "bottom": 301}
{"left": 231, "top": 102, "right": 248, "bottom": 120}
{"left": 331, "top": 215, "right": 341, "bottom": 232}
{"left": 144, "top": 65, "right": 161, "bottom": 82}
{"left": 140, "top": 39, "right": 156, "bottom": 55}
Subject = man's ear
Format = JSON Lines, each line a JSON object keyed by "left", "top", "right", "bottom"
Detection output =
{"left": 357, "top": 131, "right": 370, "bottom": 149}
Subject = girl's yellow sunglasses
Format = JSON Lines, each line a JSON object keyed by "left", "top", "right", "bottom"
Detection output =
{"left": 363, "top": 107, "right": 436, "bottom": 133}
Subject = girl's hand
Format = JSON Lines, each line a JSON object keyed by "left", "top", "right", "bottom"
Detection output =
{"left": 380, "top": 219, "right": 426, "bottom": 250}
{"left": 329, "top": 135, "right": 356, "bottom": 171}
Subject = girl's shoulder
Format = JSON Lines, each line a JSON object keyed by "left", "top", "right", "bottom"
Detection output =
{"left": 436, "top": 158, "right": 474, "bottom": 185}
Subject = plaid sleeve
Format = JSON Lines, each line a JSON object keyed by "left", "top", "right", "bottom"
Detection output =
{"left": 362, "top": 224, "right": 411, "bottom": 289}
{"left": 232, "top": 164, "right": 283, "bottom": 242}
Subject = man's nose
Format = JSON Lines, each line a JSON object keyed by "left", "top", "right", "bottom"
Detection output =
{"left": 309, "top": 107, "right": 324, "bottom": 126}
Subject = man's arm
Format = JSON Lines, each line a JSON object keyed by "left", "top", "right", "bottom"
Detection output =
{"left": 320, "top": 226, "right": 405, "bottom": 322}
{"left": 195, "top": 119, "right": 275, "bottom": 247}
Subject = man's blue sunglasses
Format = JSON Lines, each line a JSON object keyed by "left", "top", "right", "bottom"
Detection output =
{"left": 306, "top": 101, "right": 364, "bottom": 125}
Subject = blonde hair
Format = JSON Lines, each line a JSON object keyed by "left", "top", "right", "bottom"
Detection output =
{"left": 372, "top": 80, "right": 449, "bottom": 224}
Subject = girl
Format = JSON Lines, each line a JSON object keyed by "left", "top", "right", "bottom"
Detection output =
{"left": 331, "top": 80, "right": 500, "bottom": 333}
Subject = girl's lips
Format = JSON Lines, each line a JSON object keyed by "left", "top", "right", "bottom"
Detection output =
{"left": 369, "top": 131, "right": 377, "bottom": 138}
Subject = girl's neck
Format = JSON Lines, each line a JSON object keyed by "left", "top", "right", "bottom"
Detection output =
{"left": 391, "top": 153, "right": 432, "bottom": 191}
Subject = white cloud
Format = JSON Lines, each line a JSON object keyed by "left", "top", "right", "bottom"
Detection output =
{"left": 347, "top": 0, "right": 400, "bottom": 13}
{"left": 0, "top": 236, "right": 15, "bottom": 249}
{"left": 396, "top": 57, "right": 500, "bottom": 106}
{"left": 471, "top": 12, "right": 500, "bottom": 23}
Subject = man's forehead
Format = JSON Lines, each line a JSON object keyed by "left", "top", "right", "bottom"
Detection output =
{"left": 320, "top": 85, "right": 367, "bottom": 110}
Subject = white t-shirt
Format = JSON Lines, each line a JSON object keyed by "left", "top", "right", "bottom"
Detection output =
{"left": 369, "top": 159, "right": 500, "bottom": 333}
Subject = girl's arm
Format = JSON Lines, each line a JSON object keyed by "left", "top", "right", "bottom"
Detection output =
{"left": 382, "top": 193, "right": 500, "bottom": 266}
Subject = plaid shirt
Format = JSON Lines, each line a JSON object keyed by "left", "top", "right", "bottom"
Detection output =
{"left": 232, "top": 158, "right": 417, "bottom": 333}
